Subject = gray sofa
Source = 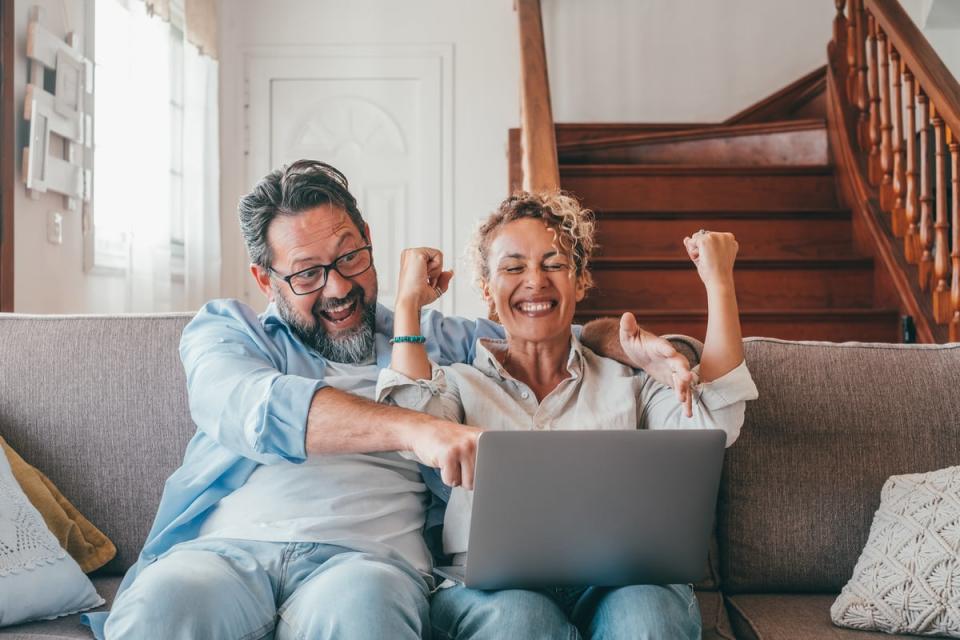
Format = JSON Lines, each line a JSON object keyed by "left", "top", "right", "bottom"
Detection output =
{"left": 1, "top": 312, "right": 958, "bottom": 639}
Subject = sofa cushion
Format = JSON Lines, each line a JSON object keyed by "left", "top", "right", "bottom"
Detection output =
{"left": 0, "top": 314, "right": 197, "bottom": 574}
{"left": 0, "top": 436, "right": 116, "bottom": 573}
{"left": 727, "top": 594, "right": 921, "bottom": 640}
{"left": 831, "top": 464, "right": 960, "bottom": 636}
{"left": 0, "top": 575, "right": 120, "bottom": 639}
{"left": 719, "top": 339, "right": 960, "bottom": 593}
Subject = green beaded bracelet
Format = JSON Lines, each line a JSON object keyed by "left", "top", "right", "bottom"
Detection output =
{"left": 390, "top": 335, "right": 426, "bottom": 344}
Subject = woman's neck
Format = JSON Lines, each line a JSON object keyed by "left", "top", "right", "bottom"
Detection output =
{"left": 495, "top": 332, "right": 572, "bottom": 402}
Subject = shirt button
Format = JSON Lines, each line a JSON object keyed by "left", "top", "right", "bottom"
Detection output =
{"left": 521, "top": 391, "right": 530, "bottom": 399}
{"left": 534, "top": 423, "right": 544, "bottom": 430}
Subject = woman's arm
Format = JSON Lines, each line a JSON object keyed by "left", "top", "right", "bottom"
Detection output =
{"left": 391, "top": 248, "right": 454, "bottom": 380}
{"left": 683, "top": 231, "right": 745, "bottom": 382}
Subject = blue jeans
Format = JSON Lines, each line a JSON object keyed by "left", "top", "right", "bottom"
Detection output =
{"left": 104, "top": 538, "right": 431, "bottom": 640}
{"left": 431, "top": 583, "right": 700, "bottom": 640}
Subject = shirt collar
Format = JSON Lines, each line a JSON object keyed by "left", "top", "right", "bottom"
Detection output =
{"left": 471, "top": 329, "right": 586, "bottom": 382}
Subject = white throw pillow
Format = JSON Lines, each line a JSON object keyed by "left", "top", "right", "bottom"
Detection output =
{"left": 0, "top": 449, "right": 104, "bottom": 627}
{"left": 832, "top": 465, "right": 960, "bottom": 637}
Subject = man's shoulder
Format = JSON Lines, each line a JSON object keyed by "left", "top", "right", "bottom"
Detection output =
{"left": 182, "top": 299, "right": 286, "bottom": 348}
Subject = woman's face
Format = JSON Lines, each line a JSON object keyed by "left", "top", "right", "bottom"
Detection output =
{"left": 482, "top": 217, "right": 586, "bottom": 343}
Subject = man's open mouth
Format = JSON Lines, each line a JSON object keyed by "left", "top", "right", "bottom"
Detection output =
{"left": 320, "top": 298, "right": 359, "bottom": 324}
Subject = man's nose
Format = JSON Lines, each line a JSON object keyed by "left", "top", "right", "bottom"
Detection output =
{"left": 323, "top": 267, "right": 354, "bottom": 298}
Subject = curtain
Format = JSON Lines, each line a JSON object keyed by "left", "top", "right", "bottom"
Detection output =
{"left": 182, "top": 44, "right": 220, "bottom": 310}
{"left": 93, "top": 0, "right": 219, "bottom": 312}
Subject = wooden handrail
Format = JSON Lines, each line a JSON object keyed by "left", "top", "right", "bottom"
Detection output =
{"left": 515, "top": 0, "right": 559, "bottom": 193}
{"left": 866, "top": 0, "right": 960, "bottom": 143}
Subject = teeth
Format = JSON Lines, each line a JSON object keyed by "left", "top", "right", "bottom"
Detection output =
{"left": 326, "top": 301, "right": 353, "bottom": 313}
{"left": 518, "top": 302, "right": 553, "bottom": 312}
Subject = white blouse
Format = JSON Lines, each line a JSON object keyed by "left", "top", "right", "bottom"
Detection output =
{"left": 376, "top": 332, "right": 759, "bottom": 563}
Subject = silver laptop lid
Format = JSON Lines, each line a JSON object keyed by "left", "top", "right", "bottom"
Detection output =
{"left": 463, "top": 429, "right": 725, "bottom": 589}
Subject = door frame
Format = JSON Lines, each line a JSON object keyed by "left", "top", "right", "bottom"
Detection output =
{"left": 0, "top": 0, "right": 14, "bottom": 312}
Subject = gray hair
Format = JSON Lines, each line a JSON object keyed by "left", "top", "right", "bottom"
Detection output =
{"left": 238, "top": 159, "right": 368, "bottom": 269}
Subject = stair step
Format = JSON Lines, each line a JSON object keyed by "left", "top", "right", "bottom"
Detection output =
{"left": 593, "top": 209, "right": 853, "bottom": 259}
{"left": 558, "top": 119, "right": 827, "bottom": 166}
{"left": 583, "top": 257, "right": 875, "bottom": 310}
{"left": 561, "top": 164, "right": 838, "bottom": 212}
{"left": 573, "top": 308, "right": 900, "bottom": 342}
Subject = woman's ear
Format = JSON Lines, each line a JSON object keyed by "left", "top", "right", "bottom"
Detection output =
{"left": 574, "top": 273, "right": 587, "bottom": 302}
{"left": 481, "top": 279, "right": 500, "bottom": 322}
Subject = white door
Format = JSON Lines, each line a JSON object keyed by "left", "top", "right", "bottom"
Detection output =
{"left": 247, "top": 46, "right": 453, "bottom": 312}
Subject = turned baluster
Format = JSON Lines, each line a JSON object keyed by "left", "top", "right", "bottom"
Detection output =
{"left": 918, "top": 91, "right": 934, "bottom": 289}
{"left": 856, "top": 4, "right": 870, "bottom": 148}
{"left": 903, "top": 68, "right": 919, "bottom": 262}
{"left": 835, "top": 0, "right": 848, "bottom": 66}
{"left": 931, "top": 105, "right": 951, "bottom": 322}
{"left": 878, "top": 28, "right": 894, "bottom": 210}
{"left": 890, "top": 48, "right": 906, "bottom": 236}
{"left": 949, "top": 127, "right": 960, "bottom": 341}
{"left": 845, "top": 0, "right": 858, "bottom": 101}
{"left": 867, "top": 15, "right": 882, "bottom": 184}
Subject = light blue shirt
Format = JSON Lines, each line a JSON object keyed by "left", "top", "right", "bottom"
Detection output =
{"left": 84, "top": 298, "right": 504, "bottom": 638}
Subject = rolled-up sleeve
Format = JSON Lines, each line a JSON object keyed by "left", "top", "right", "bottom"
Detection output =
{"left": 637, "top": 359, "right": 759, "bottom": 447}
{"left": 180, "top": 301, "right": 326, "bottom": 465}
{"left": 376, "top": 364, "right": 465, "bottom": 425}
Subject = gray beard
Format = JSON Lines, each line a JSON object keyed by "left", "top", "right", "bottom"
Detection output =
{"left": 274, "top": 286, "right": 376, "bottom": 364}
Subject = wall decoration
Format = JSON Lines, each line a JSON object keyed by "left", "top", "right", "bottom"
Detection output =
{"left": 21, "top": 6, "right": 92, "bottom": 211}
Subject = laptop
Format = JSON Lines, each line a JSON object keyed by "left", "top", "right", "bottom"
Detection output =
{"left": 433, "top": 429, "right": 726, "bottom": 589}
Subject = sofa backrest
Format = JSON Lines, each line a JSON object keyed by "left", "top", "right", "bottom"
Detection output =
{"left": 719, "top": 337, "right": 960, "bottom": 594}
{"left": 0, "top": 313, "right": 197, "bottom": 575}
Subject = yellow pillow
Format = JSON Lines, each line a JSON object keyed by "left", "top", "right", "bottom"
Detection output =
{"left": 0, "top": 436, "right": 116, "bottom": 573}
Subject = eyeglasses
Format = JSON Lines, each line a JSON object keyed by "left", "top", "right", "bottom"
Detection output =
{"left": 268, "top": 245, "right": 373, "bottom": 295}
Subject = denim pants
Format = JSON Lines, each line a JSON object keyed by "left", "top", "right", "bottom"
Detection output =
{"left": 103, "top": 538, "right": 431, "bottom": 640}
{"left": 431, "top": 583, "right": 700, "bottom": 640}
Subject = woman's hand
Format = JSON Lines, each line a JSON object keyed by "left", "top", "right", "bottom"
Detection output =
{"left": 683, "top": 231, "right": 738, "bottom": 290}
{"left": 396, "top": 248, "right": 454, "bottom": 311}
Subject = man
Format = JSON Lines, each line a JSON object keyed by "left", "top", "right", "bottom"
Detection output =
{"left": 86, "top": 160, "right": 692, "bottom": 639}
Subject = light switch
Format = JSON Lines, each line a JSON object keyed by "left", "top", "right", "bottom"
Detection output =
{"left": 47, "top": 211, "right": 63, "bottom": 245}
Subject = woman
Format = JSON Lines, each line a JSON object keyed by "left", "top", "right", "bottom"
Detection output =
{"left": 377, "top": 192, "right": 759, "bottom": 640}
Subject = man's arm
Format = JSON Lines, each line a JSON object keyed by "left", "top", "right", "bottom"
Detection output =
{"left": 183, "top": 300, "right": 480, "bottom": 485}
{"left": 305, "top": 387, "right": 479, "bottom": 489}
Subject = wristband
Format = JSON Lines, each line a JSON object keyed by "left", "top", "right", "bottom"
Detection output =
{"left": 390, "top": 335, "right": 426, "bottom": 344}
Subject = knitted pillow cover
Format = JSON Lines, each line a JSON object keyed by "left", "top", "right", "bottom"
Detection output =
{"left": 832, "top": 465, "right": 960, "bottom": 637}
{"left": 0, "top": 448, "right": 104, "bottom": 626}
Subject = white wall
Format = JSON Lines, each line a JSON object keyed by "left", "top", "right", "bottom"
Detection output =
{"left": 13, "top": 0, "right": 128, "bottom": 313}
{"left": 902, "top": 0, "right": 960, "bottom": 81}
{"left": 218, "top": 0, "right": 844, "bottom": 320}
{"left": 543, "top": 0, "right": 836, "bottom": 123}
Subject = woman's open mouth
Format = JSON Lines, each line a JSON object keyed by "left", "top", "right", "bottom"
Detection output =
{"left": 514, "top": 300, "right": 559, "bottom": 317}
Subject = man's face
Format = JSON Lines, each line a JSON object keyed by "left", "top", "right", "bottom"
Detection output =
{"left": 251, "top": 204, "right": 378, "bottom": 363}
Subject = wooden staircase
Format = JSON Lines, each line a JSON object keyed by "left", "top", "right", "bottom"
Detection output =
{"left": 509, "top": 74, "right": 901, "bottom": 342}
{"left": 512, "top": 0, "right": 960, "bottom": 343}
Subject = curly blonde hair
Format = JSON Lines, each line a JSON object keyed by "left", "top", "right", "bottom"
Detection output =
{"left": 468, "top": 191, "right": 597, "bottom": 296}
